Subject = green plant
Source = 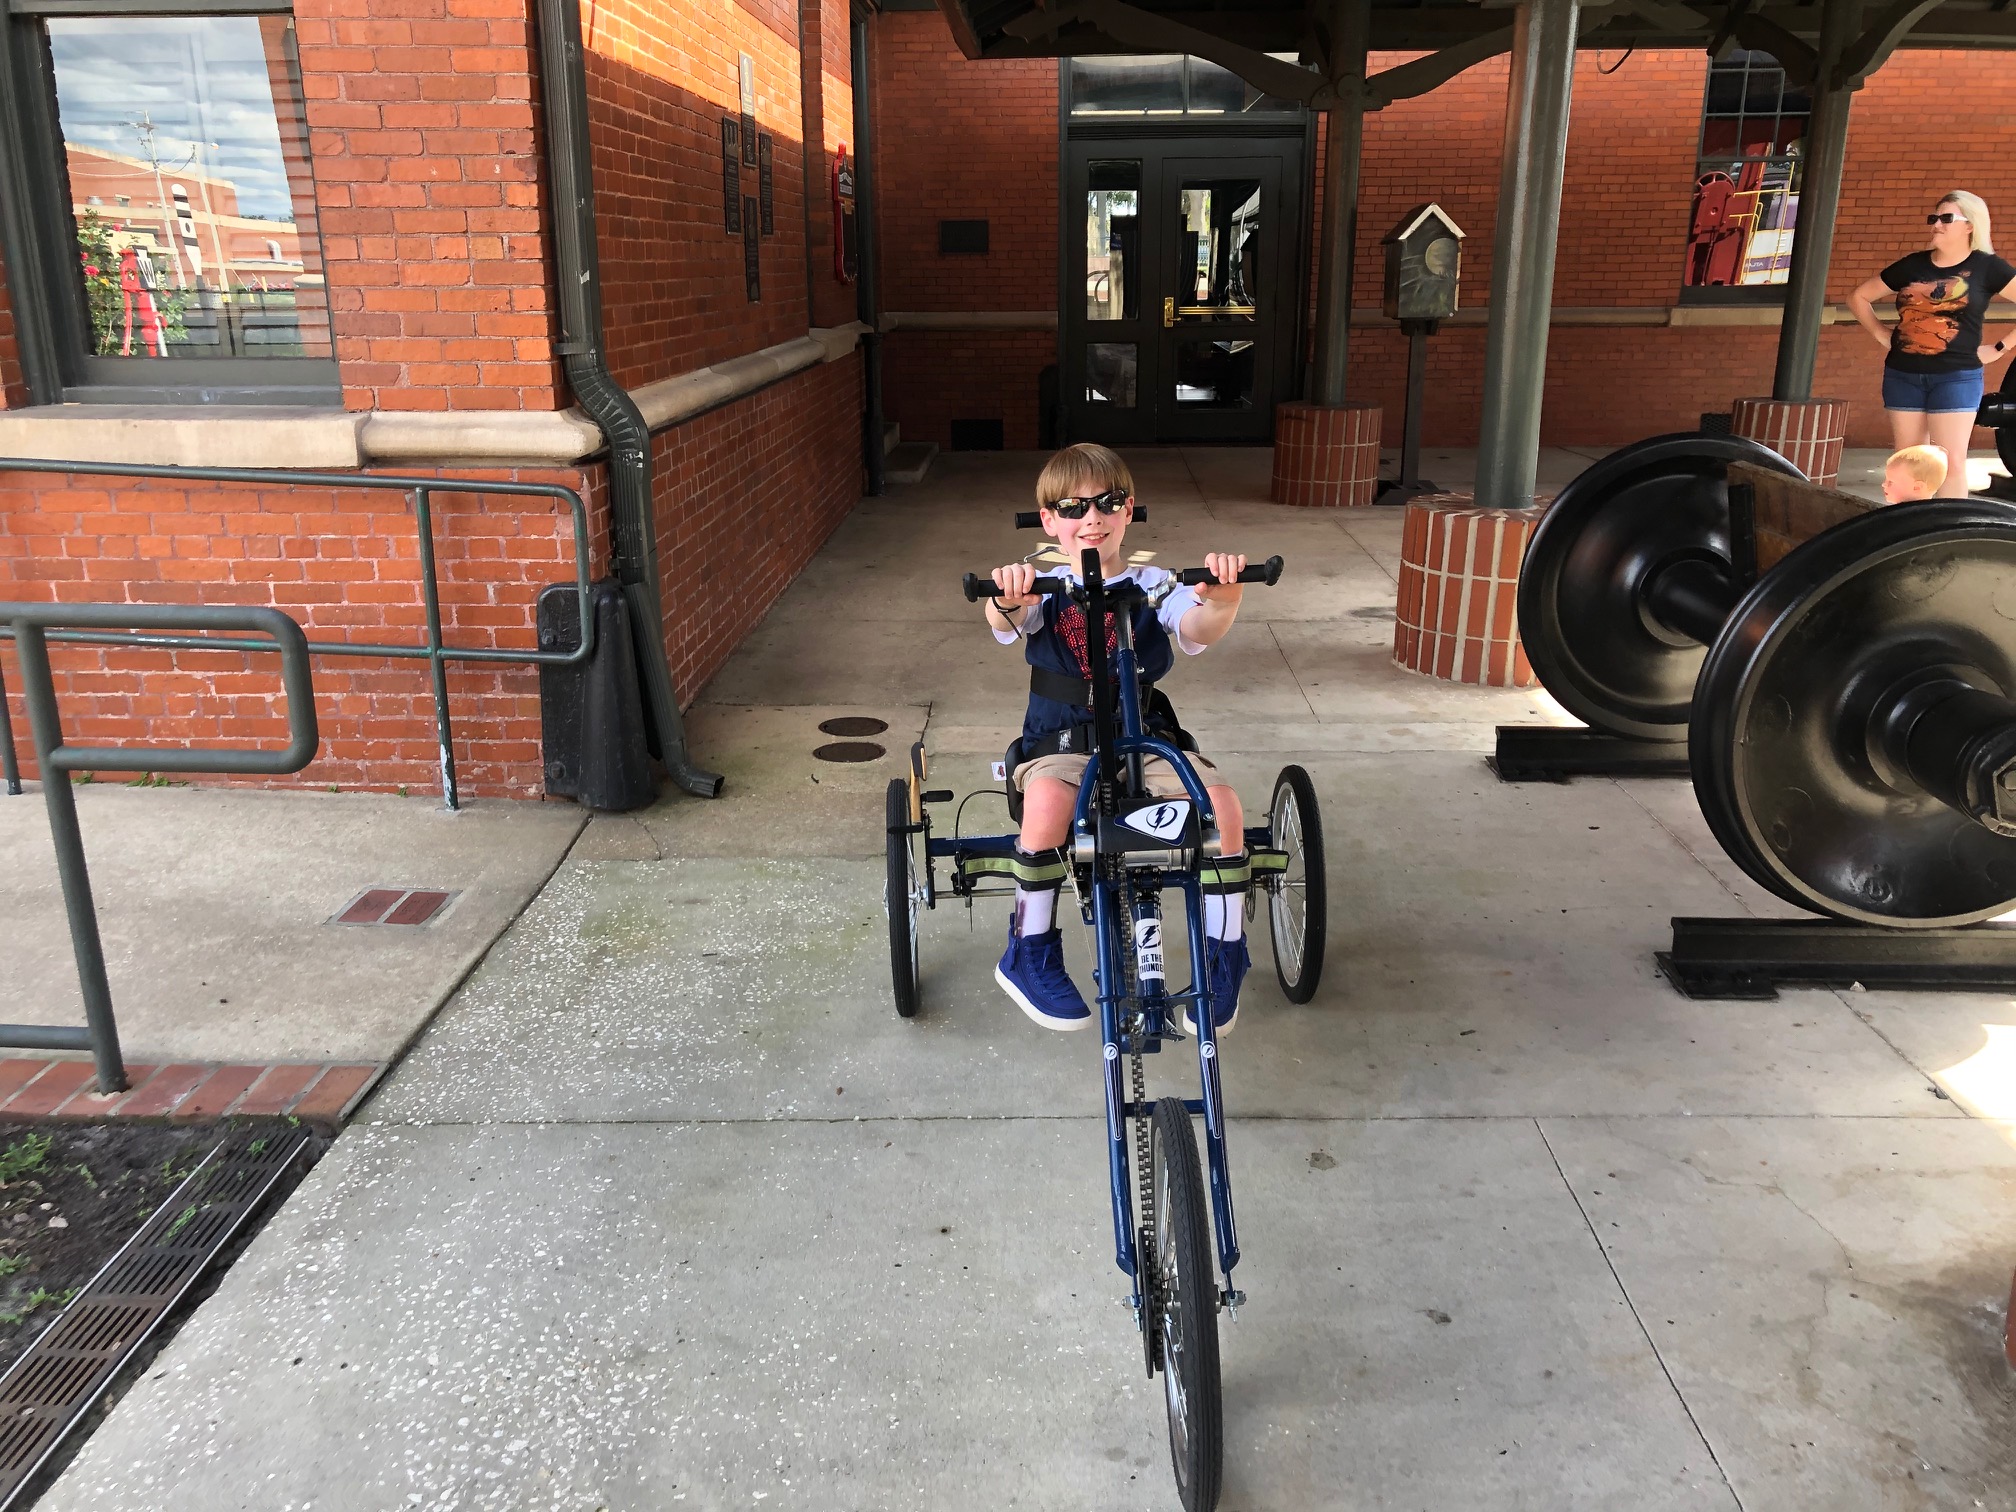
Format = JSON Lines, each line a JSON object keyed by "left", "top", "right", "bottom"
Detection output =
{"left": 0, "top": 1288, "right": 66, "bottom": 1326}
{"left": 0, "top": 1256, "right": 28, "bottom": 1278}
{"left": 125, "top": 772, "right": 172, "bottom": 788}
{"left": 71, "top": 1164, "right": 96, "bottom": 1191}
{"left": 164, "top": 1204, "right": 199, "bottom": 1241}
{"left": 0, "top": 1134, "right": 52, "bottom": 1187}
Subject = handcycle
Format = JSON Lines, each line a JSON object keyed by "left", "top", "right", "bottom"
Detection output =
{"left": 882, "top": 538, "right": 1328, "bottom": 1511}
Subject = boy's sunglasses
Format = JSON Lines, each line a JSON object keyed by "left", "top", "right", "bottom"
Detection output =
{"left": 1046, "top": 488, "right": 1130, "bottom": 519}
{"left": 1928, "top": 212, "right": 1969, "bottom": 225}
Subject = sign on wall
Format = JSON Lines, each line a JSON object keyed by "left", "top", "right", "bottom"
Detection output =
{"left": 720, "top": 119, "right": 741, "bottom": 234}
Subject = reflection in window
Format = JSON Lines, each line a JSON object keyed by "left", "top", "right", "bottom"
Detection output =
{"left": 1174, "top": 181, "right": 1260, "bottom": 319}
{"left": 1684, "top": 50, "right": 1807, "bottom": 288}
{"left": 1086, "top": 161, "right": 1140, "bottom": 322}
{"left": 1086, "top": 343, "right": 1137, "bottom": 408}
{"left": 47, "top": 16, "right": 329, "bottom": 360}
{"left": 1173, "top": 339, "right": 1254, "bottom": 408}
{"left": 1069, "top": 54, "right": 1309, "bottom": 116}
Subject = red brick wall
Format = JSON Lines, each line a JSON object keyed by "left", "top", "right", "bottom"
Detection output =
{"left": 654, "top": 352, "right": 863, "bottom": 701}
{"left": 0, "top": 465, "right": 604, "bottom": 797}
{"left": 873, "top": 13, "right": 1057, "bottom": 313}
{"left": 295, "top": 0, "right": 559, "bottom": 413}
{"left": 883, "top": 330, "right": 1051, "bottom": 450}
{"left": 800, "top": 0, "right": 860, "bottom": 330}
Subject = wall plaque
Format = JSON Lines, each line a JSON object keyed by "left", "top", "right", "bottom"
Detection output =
{"left": 743, "top": 196, "right": 761, "bottom": 301}
{"left": 721, "top": 119, "right": 741, "bottom": 233}
{"left": 757, "top": 133, "right": 774, "bottom": 235}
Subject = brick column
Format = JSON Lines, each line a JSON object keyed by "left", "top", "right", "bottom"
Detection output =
{"left": 1393, "top": 493, "right": 1545, "bottom": 687}
{"left": 1731, "top": 396, "right": 1850, "bottom": 486}
{"left": 1271, "top": 401, "right": 1381, "bottom": 507}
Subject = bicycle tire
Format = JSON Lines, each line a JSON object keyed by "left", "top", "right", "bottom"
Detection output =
{"left": 1149, "top": 1097, "right": 1223, "bottom": 1512}
{"left": 1268, "top": 765, "right": 1327, "bottom": 1003}
{"left": 885, "top": 778, "right": 921, "bottom": 1018}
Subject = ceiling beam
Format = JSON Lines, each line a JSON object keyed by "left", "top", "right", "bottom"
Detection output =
{"left": 1835, "top": 0, "right": 1946, "bottom": 85}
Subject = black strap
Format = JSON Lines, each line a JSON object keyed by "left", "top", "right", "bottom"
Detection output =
{"left": 1030, "top": 665, "right": 1154, "bottom": 707}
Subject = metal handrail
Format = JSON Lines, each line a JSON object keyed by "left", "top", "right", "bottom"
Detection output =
{"left": 3, "top": 601, "right": 319, "bottom": 1092}
{"left": 0, "top": 458, "right": 597, "bottom": 809}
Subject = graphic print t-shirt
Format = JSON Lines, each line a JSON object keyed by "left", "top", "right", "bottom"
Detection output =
{"left": 1880, "top": 249, "right": 2016, "bottom": 373}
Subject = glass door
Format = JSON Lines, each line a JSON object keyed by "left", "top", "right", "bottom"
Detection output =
{"left": 1065, "top": 141, "right": 1302, "bottom": 446}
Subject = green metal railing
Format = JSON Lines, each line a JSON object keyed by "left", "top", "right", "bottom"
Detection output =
{"left": 1, "top": 601, "right": 319, "bottom": 1090}
{"left": 0, "top": 459, "right": 596, "bottom": 810}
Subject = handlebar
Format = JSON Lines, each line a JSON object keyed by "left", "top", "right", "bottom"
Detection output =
{"left": 962, "top": 555, "right": 1284, "bottom": 602}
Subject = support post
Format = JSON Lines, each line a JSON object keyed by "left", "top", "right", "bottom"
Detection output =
{"left": 1309, "top": 0, "right": 1370, "bottom": 405}
{"left": 1474, "top": 0, "right": 1579, "bottom": 510}
{"left": 1771, "top": 0, "right": 1859, "bottom": 402}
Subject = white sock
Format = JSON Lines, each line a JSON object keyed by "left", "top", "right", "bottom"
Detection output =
{"left": 1204, "top": 855, "right": 1246, "bottom": 942}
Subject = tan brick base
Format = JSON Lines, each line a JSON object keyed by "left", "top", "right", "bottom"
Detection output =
{"left": 1731, "top": 397, "right": 1851, "bottom": 486}
{"left": 1393, "top": 493, "right": 1546, "bottom": 687}
{"left": 1270, "top": 402, "right": 1382, "bottom": 507}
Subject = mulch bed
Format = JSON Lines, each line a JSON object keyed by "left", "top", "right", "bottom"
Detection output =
{"left": 0, "top": 1118, "right": 326, "bottom": 1375}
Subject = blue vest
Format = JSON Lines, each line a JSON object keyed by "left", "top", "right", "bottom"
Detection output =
{"left": 1021, "top": 586, "right": 1175, "bottom": 745}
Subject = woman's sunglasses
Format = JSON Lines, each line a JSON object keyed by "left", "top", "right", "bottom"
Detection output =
{"left": 1928, "top": 212, "right": 1969, "bottom": 225}
{"left": 1046, "top": 488, "right": 1130, "bottom": 519}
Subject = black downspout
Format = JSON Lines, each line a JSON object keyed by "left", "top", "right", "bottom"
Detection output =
{"left": 851, "top": 12, "right": 885, "bottom": 496}
{"left": 533, "top": 0, "right": 722, "bottom": 798}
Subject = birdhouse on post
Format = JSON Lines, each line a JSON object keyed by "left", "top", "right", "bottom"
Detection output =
{"left": 1382, "top": 204, "right": 1464, "bottom": 325}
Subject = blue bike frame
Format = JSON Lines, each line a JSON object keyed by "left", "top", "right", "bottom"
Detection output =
{"left": 1074, "top": 615, "right": 1241, "bottom": 1303}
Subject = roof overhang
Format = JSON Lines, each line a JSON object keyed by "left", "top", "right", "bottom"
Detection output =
{"left": 935, "top": 0, "right": 2016, "bottom": 104}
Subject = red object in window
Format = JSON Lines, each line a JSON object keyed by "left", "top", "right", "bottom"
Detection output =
{"left": 1687, "top": 172, "right": 1743, "bottom": 286}
{"left": 116, "top": 244, "right": 165, "bottom": 357}
{"left": 832, "top": 143, "right": 857, "bottom": 284}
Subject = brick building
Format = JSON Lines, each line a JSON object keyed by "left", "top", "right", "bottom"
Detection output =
{"left": 2, "top": 0, "right": 2013, "bottom": 797}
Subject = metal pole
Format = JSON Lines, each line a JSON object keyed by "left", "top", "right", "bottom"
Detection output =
{"left": 852, "top": 16, "right": 886, "bottom": 496}
{"left": 1474, "top": 0, "right": 1580, "bottom": 509}
{"left": 1772, "top": 0, "right": 1858, "bottom": 403}
{"left": 11, "top": 625, "right": 127, "bottom": 1093}
{"left": 0, "top": 653, "right": 20, "bottom": 795}
{"left": 1401, "top": 324, "right": 1428, "bottom": 487}
{"left": 1309, "top": 0, "right": 1370, "bottom": 406}
{"left": 411, "top": 489, "right": 460, "bottom": 812}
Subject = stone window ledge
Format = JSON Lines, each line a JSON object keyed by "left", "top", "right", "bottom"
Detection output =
{"left": 0, "top": 323, "right": 870, "bottom": 473}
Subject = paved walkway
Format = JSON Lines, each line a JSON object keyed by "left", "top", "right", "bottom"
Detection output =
{"left": 37, "top": 448, "right": 2016, "bottom": 1510}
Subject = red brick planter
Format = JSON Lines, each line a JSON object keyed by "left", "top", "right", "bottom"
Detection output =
{"left": 1394, "top": 493, "right": 1545, "bottom": 687}
{"left": 1271, "top": 402, "right": 1382, "bottom": 507}
{"left": 1731, "top": 397, "right": 1851, "bottom": 487}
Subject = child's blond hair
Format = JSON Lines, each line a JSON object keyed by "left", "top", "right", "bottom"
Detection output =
{"left": 1886, "top": 444, "right": 1947, "bottom": 493}
{"left": 1035, "top": 443, "right": 1133, "bottom": 510}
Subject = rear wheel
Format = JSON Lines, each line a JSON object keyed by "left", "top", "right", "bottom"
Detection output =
{"left": 1148, "top": 1097, "right": 1222, "bottom": 1512}
{"left": 885, "top": 778, "right": 920, "bottom": 1018}
{"left": 1268, "top": 765, "right": 1327, "bottom": 1003}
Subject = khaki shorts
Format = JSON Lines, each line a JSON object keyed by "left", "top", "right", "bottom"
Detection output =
{"left": 1013, "top": 750, "right": 1224, "bottom": 795}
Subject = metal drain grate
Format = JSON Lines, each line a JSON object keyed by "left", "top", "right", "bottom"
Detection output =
{"left": 813, "top": 741, "right": 886, "bottom": 762}
{"left": 333, "top": 888, "right": 456, "bottom": 926}
{"left": 0, "top": 1131, "right": 311, "bottom": 1508}
{"left": 817, "top": 716, "right": 889, "bottom": 737}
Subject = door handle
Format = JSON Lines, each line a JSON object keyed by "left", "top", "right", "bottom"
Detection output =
{"left": 1162, "top": 296, "right": 1175, "bottom": 328}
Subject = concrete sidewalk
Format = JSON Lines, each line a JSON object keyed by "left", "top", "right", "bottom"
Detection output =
{"left": 37, "top": 447, "right": 2016, "bottom": 1512}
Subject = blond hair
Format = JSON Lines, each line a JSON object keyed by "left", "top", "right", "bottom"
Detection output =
{"left": 1887, "top": 444, "right": 1948, "bottom": 492}
{"left": 1035, "top": 443, "right": 1133, "bottom": 510}
{"left": 1941, "top": 190, "right": 1995, "bottom": 254}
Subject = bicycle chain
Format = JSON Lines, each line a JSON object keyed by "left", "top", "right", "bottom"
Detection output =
{"left": 1124, "top": 880, "right": 1156, "bottom": 1328}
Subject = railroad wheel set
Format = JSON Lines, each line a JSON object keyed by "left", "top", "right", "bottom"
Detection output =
{"left": 1507, "top": 429, "right": 2016, "bottom": 994}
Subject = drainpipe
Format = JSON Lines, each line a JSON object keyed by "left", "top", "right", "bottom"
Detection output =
{"left": 533, "top": 0, "right": 722, "bottom": 797}
{"left": 851, "top": 14, "right": 886, "bottom": 495}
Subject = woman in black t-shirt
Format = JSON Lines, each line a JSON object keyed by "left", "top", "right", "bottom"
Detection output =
{"left": 1847, "top": 190, "right": 2016, "bottom": 496}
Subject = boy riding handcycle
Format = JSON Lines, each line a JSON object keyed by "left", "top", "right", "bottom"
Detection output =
{"left": 883, "top": 445, "right": 1328, "bottom": 1512}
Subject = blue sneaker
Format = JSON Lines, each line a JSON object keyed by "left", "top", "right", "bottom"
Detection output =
{"left": 995, "top": 928, "right": 1092, "bottom": 1031}
{"left": 1181, "top": 937, "right": 1250, "bottom": 1036}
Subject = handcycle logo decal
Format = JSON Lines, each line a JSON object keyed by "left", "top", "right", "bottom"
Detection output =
{"left": 1118, "top": 800, "right": 1191, "bottom": 842}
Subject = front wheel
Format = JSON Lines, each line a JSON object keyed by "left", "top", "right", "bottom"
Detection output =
{"left": 1268, "top": 765, "right": 1327, "bottom": 1003}
{"left": 1148, "top": 1098, "right": 1222, "bottom": 1512}
{"left": 884, "top": 778, "right": 921, "bottom": 1018}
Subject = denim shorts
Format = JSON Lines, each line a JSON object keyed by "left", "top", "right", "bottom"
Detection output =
{"left": 1882, "top": 365, "right": 1985, "bottom": 414}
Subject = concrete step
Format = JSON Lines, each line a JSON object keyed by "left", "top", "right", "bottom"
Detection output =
{"left": 882, "top": 420, "right": 900, "bottom": 456}
{"left": 885, "top": 439, "right": 936, "bottom": 485}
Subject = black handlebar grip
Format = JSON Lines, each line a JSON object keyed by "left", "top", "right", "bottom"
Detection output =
{"left": 1177, "top": 554, "right": 1285, "bottom": 587}
{"left": 963, "top": 573, "right": 1068, "bottom": 600}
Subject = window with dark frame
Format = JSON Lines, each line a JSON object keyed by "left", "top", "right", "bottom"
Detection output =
{"left": 0, "top": 1, "right": 336, "bottom": 405}
{"left": 1683, "top": 50, "right": 1809, "bottom": 294}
